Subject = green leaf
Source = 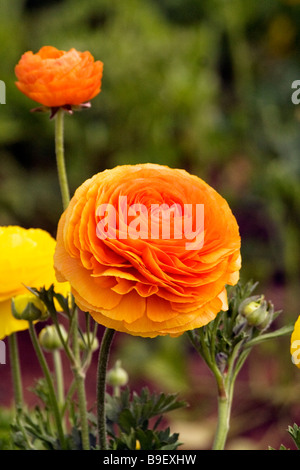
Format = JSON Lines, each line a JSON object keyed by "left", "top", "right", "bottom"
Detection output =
{"left": 244, "top": 324, "right": 294, "bottom": 350}
{"left": 287, "top": 423, "right": 300, "bottom": 450}
{"left": 118, "top": 409, "right": 136, "bottom": 434}
{"left": 106, "top": 387, "right": 185, "bottom": 450}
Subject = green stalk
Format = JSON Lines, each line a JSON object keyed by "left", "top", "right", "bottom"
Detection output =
{"left": 212, "top": 379, "right": 231, "bottom": 449}
{"left": 212, "top": 341, "right": 248, "bottom": 450}
{"left": 53, "top": 349, "right": 64, "bottom": 410}
{"left": 212, "top": 390, "right": 231, "bottom": 450}
{"left": 28, "top": 321, "right": 66, "bottom": 449}
{"left": 54, "top": 108, "right": 70, "bottom": 210}
{"left": 187, "top": 329, "right": 237, "bottom": 450}
{"left": 97, "top": 328, "right": 115, "bottom": 450}
{"left": 54, "top": 106, "right": 91, "bottom": 449}
{"left": 54, "top": 107, "right": 90, "bottom": 448}
{"left": 8, "top": 333, "right": 23, "bottom": 411}
{"left": 71, "top": 308, "right": 90, "bottom": 450}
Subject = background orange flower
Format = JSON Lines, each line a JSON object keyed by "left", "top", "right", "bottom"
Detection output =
{"left": 15, "top": 46, "right": 103, "bottom": 108}
{"left": 54, "top": 164, "right": 241, "bottom": 338}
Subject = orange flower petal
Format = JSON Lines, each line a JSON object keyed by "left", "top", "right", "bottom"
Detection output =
{"left": 15, "top": 46, "right": 103, "bottom": 107}
{"left": 54, "top": 164, "right": 241, "bottom": 337}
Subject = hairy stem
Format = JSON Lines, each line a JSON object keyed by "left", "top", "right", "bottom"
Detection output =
{"left": 212, "top": 386, "right": 232, "bottom": 450}
{"left": 97, "top": 328, "right": 115, "bottom": 450}
{"left": 71, "top": 308, "right": 90, "bottom": 450}
{"left": 55, "top": 108, "right": 70, "bottom": 210}
{"left": 8, "top": 333, "right": 23, "bottom": 411}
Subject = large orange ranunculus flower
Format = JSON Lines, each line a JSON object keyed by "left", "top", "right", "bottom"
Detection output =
{"left": 54, "top": 164, "right": 241, "bottom": 338}
{"left": 0, "top": 226, "right": 69, "bottom": 340}
{"left": 15, "top": 46, "right": 103, "bottom": 108}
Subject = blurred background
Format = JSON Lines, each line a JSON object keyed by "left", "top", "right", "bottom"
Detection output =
{"left": 1, "top": 0, "right": 300, "bottom": 450}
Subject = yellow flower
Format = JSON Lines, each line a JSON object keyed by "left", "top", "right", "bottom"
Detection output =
{"left": 291, "top": 316, "right": 300, "bottom": 368}
{"left": 0, "top": 226, "right": 69, "bottom": 340}
{"left": 135, "top": 440, "right": 141, "bottom": 450}
{"left": 12, "top": 293, "right": 48, "bottom": 321}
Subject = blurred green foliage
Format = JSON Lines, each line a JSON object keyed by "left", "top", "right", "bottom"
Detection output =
{"left": 1, "top": 0, "right": 300, "bottom": 449}
{"left": 0, "top": 407, "right": 13, "bottom": 450}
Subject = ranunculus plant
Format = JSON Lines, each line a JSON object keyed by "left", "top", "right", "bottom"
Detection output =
{"left": 1, "top": 45, "right": 295, "bottom": 451}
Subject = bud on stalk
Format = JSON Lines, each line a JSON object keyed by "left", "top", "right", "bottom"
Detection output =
{"left": 12, "top": 293, "right": 48, "bottom": 322}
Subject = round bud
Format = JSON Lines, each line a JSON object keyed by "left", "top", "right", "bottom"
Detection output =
{"left": 107, "top": 360, "right": 129, "bottom": 387}
{"left": 12, "top": 293, "right": 48, "bottom": 322}
{"left": 39, "top": 324, "right": 68, "bottom": 351}
{"left": 239, "top": 295, "right": 273, "bottom": 330}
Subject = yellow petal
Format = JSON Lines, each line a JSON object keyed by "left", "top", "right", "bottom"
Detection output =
{"left": 0, "top": 299, "right": 29, "bottom": 340}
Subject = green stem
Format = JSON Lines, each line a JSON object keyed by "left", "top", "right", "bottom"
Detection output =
{"left": 28, "top": 321, "right": 66, "bottom": 449}
{"left": 15, "top": 411, "right": 35, "bottom": 450}
{"left": 61, "top": 379, "right": 77, "bottom": 416}
{"left": 55, "top": 110, "right": 90, "bottom": 448}
{"left": 50, "top": 309, "right": 74, "bottom": 364}
{"left": 71, "top": 308, "right": 90, "bottom": 450}
{"left": 55, "top": 108, "right": 70, "bottom": 210}
{"left": 97, "top": 328, "right": 115, "bottom": 450}
{"left": 8, "top": 333, "right": 23, "bottom": 411}
{"left": 212, "top": 384, "right": 232, "bottom": 450}
{"left": 212, "top": 341, "right": 248, "bottom": 450}
{"left": 53, "top": 349, "right": 64, "bottom": 410}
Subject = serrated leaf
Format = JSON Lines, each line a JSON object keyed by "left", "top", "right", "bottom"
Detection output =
{"left": 287, "top": 423, "right": 300, "bottom": 450}
{"left": 106, "top": 387, "right": 185, "bottom": 450}
{"left": 118, "top": 409, "right": 136, "bottom": 433}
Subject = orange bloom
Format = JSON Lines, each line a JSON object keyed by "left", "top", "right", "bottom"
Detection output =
{"left": 15, "top": 46, "right": 103, "bottom": 108}
{"left": 54, "top": 164, "right": 241, "bottom": 338}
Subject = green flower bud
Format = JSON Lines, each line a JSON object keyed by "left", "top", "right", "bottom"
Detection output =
{"left": 12, "top": 293, "right": 48, "bottom": 322}
{"left": 107, "top": 360, "right": 129, "bottom": 387}
{"left": 239, "top": 295, "right": 274, "bottom": 330}
{"left": 39, "top": 324, "right": 68, "bottom": 351}
{"left": 79, "top": 333, "right": 99, "bottom": 352}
